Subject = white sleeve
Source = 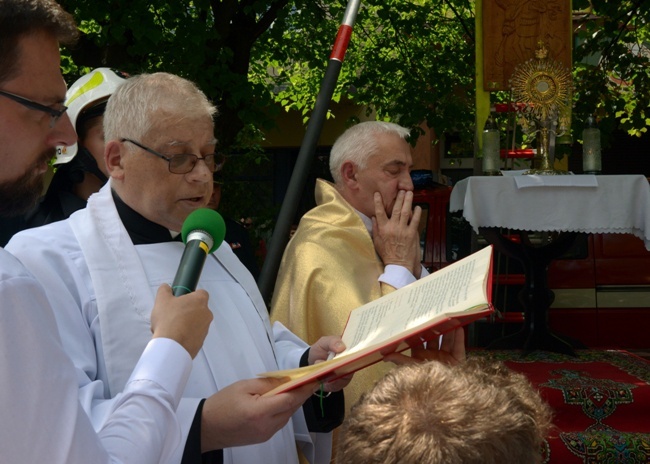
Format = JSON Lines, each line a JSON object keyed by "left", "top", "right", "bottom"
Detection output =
{"left": 378, "top": 263, "right": 429, "bottom": 288}
{"left": 96, "top": 337, "right": 193, "bottom": 463}
{"left": 7, "top": 226, "right": 199, "bottom": 463}
{"left": 0, "top": 258, "right": 192, "bottom": 464}
{"left": 271, "top": 321, "right": 335, "bottom": 464}
{"left": 272, "top": 321, "right": 309, "bottom": 370}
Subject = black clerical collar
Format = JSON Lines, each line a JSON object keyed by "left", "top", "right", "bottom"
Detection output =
{"left": 112, "top": 189, "right": 180, "bottom": 245}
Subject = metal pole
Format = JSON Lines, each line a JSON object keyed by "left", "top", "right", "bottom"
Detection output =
{"left": 258, "top": 0, "right": 362, "bottom": 304}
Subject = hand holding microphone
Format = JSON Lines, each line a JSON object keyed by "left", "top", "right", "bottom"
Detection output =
{"left": 172, "top": 208, "right": 226, "bottom": 296}
{"left": 151, "top": 208, "right": 226, "bottom": 357}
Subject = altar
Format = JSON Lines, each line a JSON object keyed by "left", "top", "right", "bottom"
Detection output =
{"left": 450, "top": 174, "right": 650, "bottom": 354}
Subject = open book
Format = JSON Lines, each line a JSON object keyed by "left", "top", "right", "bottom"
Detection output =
{"left": 261, "top": 245, "right": 494, "bottom": 396}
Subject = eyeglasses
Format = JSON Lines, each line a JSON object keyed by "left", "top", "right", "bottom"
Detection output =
{"left": 0, "top": 89, "right": 68, "bottom": 128}
{"left": 121, "top": 138, "right": 225, "bottom": 174}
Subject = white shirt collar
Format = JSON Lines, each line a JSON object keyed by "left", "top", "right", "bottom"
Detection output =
{"left": 355, "top": 209, "right": 373, "bottom": 235}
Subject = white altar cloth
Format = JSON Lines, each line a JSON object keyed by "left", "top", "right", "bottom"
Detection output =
{"left": 449, "top": 175, "right": 650, "bottom": 251}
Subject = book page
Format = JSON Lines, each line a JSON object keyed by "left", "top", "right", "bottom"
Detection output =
{"left": 338, "top": 245, "right": 491, "bottom": 357}
{"left": 259, "top": 246, "right": 493, "bottom": 392}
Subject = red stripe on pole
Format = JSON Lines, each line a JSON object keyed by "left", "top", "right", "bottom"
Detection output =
{"left": 330, "top": 24, "right": 353, "bottom": 61}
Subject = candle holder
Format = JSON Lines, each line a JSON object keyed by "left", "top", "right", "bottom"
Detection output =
{"left": 482, "top": 114, "right": 502, "bottom": 176}
{"left": 582, "top": 116, "right": 601, "bottom": 174}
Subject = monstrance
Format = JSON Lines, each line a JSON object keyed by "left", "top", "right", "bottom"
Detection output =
{"left": 509, "top": 42, "right": 573, "bottom": 175}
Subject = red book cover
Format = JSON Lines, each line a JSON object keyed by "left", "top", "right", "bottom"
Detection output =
{"left": 261, "top": 246, "right": 495, "bottom": 396}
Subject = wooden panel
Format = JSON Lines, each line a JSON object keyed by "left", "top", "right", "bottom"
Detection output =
{"left": 482, "top": 0, "right": 572, "bottom": 91}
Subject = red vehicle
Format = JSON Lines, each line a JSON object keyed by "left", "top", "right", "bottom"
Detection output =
{"left": 414, "top": 183, "right": 650, "bottom": 349}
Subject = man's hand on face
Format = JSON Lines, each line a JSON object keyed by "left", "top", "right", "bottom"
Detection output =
{"left": 372, "top": 190, "right": 422, "bottom": 278}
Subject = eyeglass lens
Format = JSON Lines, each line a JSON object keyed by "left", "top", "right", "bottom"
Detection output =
{"left": 169, "top": 153, "right": 225, "bottom": 174}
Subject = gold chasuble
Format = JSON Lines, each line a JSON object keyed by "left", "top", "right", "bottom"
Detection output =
{"left": 271, "top": 179, "right": 397, "bottom": 410}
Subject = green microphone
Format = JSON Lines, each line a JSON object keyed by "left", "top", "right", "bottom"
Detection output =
{"left": 172, "top": 208, "right": 226, "bottom": 296}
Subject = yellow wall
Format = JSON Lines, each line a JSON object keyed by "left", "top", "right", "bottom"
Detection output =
{"left": 262, "top": 101, "right": 439, "bottom": 172}
{"left": 262, "top": 100, "right": 367, "bottom": 147}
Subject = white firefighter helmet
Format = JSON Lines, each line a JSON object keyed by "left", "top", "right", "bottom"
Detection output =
{"left": 55, "top": 68, "right": 128, "bottom": 165}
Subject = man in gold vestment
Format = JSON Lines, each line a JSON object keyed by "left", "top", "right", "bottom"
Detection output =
{"left": 271, "top": 121, "right": 464, "bottom": 411}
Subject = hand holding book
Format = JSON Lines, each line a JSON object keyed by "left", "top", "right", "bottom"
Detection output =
{"left": 261, "top": 245, "right": 494, "bottom": 396}
{"left": 307, "top": 335, "right": 352, "bottom": 393}
{"left": 383, "top": 326, "right": 466, "bottom": 366}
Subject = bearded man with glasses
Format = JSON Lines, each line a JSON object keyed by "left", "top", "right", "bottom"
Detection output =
{"left": 7, "top": 71, "right": 349, "bottom": 464}
{"left": 0, "top": 55, "right": 72, "bottom": 218}
{"left": 0, "top": 87, "right": 70, "bottom": 244}
{"left": 0, "top": 1, "right": 216, "bottom": 463}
